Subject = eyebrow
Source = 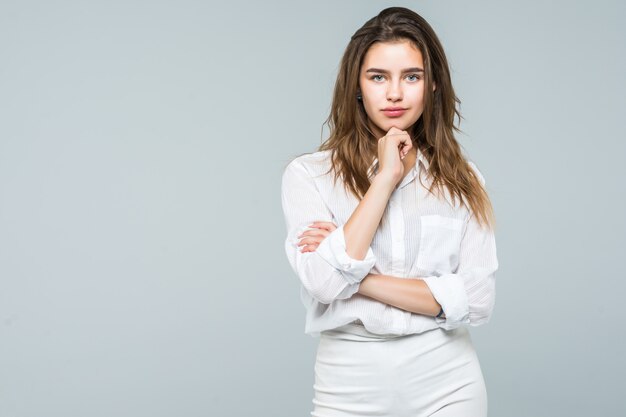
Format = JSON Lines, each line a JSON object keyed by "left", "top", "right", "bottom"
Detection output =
{"left": 365, "top": 67, "right": 424, "bottom": 74}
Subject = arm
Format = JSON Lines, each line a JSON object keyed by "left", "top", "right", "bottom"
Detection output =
{"left": 281, "top": 131, "right": 414, "bottom": 305}
{"left": 343, "top": 173, "right": 396, "bottom": 260}
{"left": 344, "top": 129, "right": 414, "bottom": 260}
{"left": 420, "top": 208, "right": 498, "bottom": 330}
{"left": 420, "top": 162, "right": 497, "bottom": 329}
{"left": 281, "top": 159, "right": 383, "bottom": 304}
{"left": 357, "top": 164, "right": 497, "bottom": 329}
{"left": 357, "top": 274, "right": 445, "bottom": 317}
{"left": 357, "top": 207, "right": 497, "bottom": 328}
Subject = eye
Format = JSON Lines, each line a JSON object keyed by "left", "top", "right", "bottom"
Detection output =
{"left": 369, "top": 74, "right": 422, "bottom": 82}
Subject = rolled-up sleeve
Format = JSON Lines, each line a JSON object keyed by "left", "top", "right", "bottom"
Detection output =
{"left": 422, "top": 161, "right": 498, "bottom": 330}
{"left": 281, "top": 159, "right": 377, "bottom": 304}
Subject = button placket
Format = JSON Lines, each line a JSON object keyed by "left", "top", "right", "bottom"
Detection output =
{"left": 389, "top": 192, "right": 405, "bottom": 277}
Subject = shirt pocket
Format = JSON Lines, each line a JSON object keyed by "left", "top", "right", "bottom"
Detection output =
{"left": 416, "top": 214, "right": 465, "bottom": 275}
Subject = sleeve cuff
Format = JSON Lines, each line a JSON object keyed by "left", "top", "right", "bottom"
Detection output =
{"left": 315, "top": 224, "right": 376, "bottom": 285}
{"left": 422, "top": 273, "right": 470, "bottom": 330}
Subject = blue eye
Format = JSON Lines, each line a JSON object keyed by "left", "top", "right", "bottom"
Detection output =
{"left": 370, "top": 74, "right": 422, "bottom": 82}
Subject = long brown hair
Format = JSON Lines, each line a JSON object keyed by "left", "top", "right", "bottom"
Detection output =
{"left": 313, "top": 6, "right": 495, "bottom": 230}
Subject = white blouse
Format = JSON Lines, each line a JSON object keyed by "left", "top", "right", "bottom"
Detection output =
{"left": 280, "top": 149, "right": 498, "bottom": 337}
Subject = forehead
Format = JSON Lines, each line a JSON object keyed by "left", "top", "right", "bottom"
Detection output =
{"left": 361, "top": 40, "right": 423, "bottom": 68}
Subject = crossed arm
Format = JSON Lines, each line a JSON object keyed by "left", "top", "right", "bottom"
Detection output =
{"left": 282, "top": 158, "right": 496, "bottom": 329}
{"left": 357, "top": 273, "right": 445, "bottom": 318}
{"left": 302, "top": 220, "right": 444, "bottom": 319}
{"left": 298, "top": 158, "right": 444, "bottom": 319}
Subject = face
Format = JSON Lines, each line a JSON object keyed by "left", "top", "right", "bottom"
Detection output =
{"left": 358, "top": 39, "right": 435, "bottom": 139}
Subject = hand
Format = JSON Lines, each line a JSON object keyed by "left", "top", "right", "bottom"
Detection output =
{"left": 377, "top": 126, "right": 413, "bottom": 186}
{"left": 297, "top": 221, "right": 337, "bottom": 253}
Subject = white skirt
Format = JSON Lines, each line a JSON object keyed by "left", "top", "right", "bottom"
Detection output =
{"left": 312, "top": 322, "right": 488, "bottom": 417}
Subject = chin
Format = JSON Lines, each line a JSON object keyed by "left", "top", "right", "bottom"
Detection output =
{"left": 370, "top": 116, "right": 414, "bottom": 135}
{"left": 384, "top": 120, "right": 411, "bottom": 130}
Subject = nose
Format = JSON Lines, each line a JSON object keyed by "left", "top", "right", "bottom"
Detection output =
{"left": 386, "top": 79, "right": 403, "bottom": 102}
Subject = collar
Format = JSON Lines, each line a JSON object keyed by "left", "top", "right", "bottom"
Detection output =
{"left": 417, "top": 148, "right": 430, "bottom": 170}
{"left": 367, "top": 148, "right": 430, "bottom": 179}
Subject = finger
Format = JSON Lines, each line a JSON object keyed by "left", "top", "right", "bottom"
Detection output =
{"left": 399, "top": 135, "right": 412, "bottom": 151}
{"left": 299, "top": 231, "right": 330, "bottom": 241}
{"left": 396, "top": 132, "right": 411, "bottom": 145}
{"left": 387, "top": 133, "right": 409, "bottom": 144}
{"left": 298, "top": 228, "right": 331, "bottom": 238}
{"left": 309, "top": 221, "right": 338, "bottom": 232}
{"left": 387, "top": 133, "right": 411, "bottom": 148}
{"left": 297, "top": 236, "right": 324, "bottom": 247}
{"left": 385, "top": 128, "right": 408, "bottom": 136}
{"left": 309, "top": 221, "right": 333, "bottom": 228}
{"left": 400, "top": 140, "right": 412, "bottom": 154}
{"left": 387, "top": 126, "right": 404, "bottom": 135}
{"left": 386, "top": 132, "right": 406, "bottom": 136}
{"left": 300, "top": 243, "right": 319, "bottom": 253}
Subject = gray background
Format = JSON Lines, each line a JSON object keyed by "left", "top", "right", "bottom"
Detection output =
{"left": 1, "top": 0, "right": 624, "bottom": 416}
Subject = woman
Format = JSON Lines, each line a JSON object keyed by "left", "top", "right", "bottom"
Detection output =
{"left": 280, "top": 6, "right": 498, "bottom": 417}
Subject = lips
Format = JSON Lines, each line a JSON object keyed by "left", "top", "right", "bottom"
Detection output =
{"left": 382, "top": 108, "right": 406, "bottom": 117}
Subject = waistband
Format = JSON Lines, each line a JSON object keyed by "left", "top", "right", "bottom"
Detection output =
{"left": 321, "top": 321, "right": 407, "bottom": 341}
{"left": 321, "top": 319, "right": 469, "bottom": 343}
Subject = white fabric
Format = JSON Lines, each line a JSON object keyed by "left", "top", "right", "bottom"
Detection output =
{"left": 281, "top": 149, "right": 498, "bottom": 337}
{"left": 312, "top": 322, "right": 488, "bottom": 417}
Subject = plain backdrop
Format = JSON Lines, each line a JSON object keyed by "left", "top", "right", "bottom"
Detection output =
{"left": 1, "top": 1, "right": 624, "bottom": 416}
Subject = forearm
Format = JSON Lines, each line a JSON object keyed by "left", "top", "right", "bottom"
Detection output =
{"left": 344, "top": 174, "right": 396, "bottom": 260}
{"left": 357, "top": 273, "right": 445, "bottom": 318}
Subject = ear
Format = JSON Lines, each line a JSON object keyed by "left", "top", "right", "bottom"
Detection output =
{"left": 432, "top": 81, "right": 437, "bottom": 92}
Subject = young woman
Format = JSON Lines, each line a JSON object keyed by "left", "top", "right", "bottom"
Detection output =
{"left": 280, "top": 6, "right": 498, "bottom": 417}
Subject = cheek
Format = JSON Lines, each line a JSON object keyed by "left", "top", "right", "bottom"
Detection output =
{"left": 413, "top": 85, "right": 427, "bottom": 104}
{"left": 362, "top": 95, "right": 380, "bottom": 113}
{"left": 364, "top": 103, "right": 376, "bottom": 119}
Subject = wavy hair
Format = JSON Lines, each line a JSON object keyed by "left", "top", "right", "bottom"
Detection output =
{"left": 311, "top": 6, "right": 495, "bottom": 230}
